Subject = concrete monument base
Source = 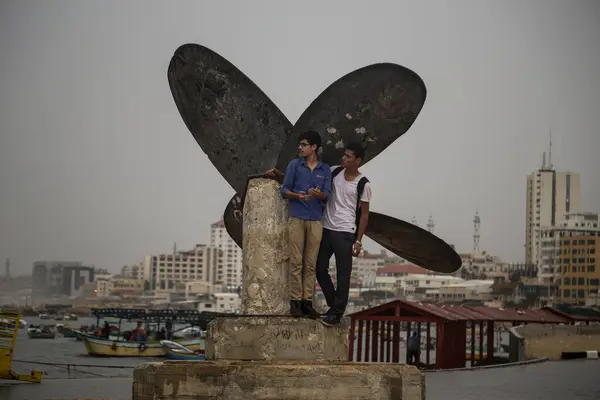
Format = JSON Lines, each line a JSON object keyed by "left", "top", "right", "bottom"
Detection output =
{"left": 206, "top": 316, "right": 349, "bottom": 361}
{"left": 132, "top": 360, "right": 425, "bottom": 400}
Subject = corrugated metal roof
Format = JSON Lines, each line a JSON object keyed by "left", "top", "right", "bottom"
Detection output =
{"left": 349, "top": 300, "right": 572, "bottom": 323}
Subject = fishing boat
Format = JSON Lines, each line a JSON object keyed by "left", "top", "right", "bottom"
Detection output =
{"left": 79, "top": 331, "right": 203, "bottom": 357}
{"left": 77, "top": 308, "right": 222, "bottom": 357}
{"left": 160, "top": 340, "right": 206, "bottom": 360}
{"left": 27, "top": 324, "right": 56, "bottom": 339}
{"left": 56, "top": 323, "right": 77, "bottom": 338}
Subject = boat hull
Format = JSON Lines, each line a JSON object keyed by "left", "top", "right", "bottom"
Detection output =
{"left": 80, "top": 333, "right": 203, "bottom": 357}
{"left": 27, "top": 332, "right": 55, "bottom": 339}
{"left": 166, "top": 350, "right": 205, "bottom": 361}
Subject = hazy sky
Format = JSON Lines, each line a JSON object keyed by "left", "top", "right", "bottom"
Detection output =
{"left": 1, "top": 0, "right": 599, "bottom": 275}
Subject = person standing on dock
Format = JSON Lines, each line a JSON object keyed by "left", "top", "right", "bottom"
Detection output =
{"left": 267, "top": 131, "right": 331, "bottom": 319}
{"left": 407, "top": 331, "right": 420, "bottom": 365}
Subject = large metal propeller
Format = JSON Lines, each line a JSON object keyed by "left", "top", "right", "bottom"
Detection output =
{"left": 167, "top": 43, "right": 461, "bottom": 274}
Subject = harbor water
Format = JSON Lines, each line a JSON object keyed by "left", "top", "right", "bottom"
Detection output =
{"left": 1, "top": 317, "right": 598, "bottom": 399}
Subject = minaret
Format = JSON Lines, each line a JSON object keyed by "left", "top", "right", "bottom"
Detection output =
{"left": 473, "top": 210, "right": 481, "bottom": 254}
{"left": 412, "top": 215, "right": 418, "bottom": 226}
{"left": 427, "top": 214, "right": 434, "bottom": 234}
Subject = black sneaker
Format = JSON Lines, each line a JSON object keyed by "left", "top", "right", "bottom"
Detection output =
{"left": 301, "top": 300, "right": 321, "bottom": 319}
{"left": 320, "top": 313, "right": 341, "bottom": 326}
{"left": 289, "top": 300, "right": 303, "bottom": 317}
{"left": 321, "top": 307, "right": 334, "bottom": 317}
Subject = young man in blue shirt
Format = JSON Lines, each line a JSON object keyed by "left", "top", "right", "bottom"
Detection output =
{"left": 267, "top": 131, "right": 331, "bottom": 318}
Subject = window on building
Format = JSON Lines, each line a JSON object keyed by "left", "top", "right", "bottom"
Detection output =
{"left": 578, "top": 277, "right": 585, "bottom": 286}
{"left": 564, "top": 277, "right": 571, "bottom": 285}
{"left": 578, "top": 289, "right": 585, "bottom": 298}
{"left": 563, "top": 289, "right": 570, "bottom": 298}
{"left": 588, "top": 265, "right": 596, "bottom": 273}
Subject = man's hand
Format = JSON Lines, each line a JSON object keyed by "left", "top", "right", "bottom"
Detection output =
{"left": 308, "top": 187, "right": 322, "bottom": 199}
{"left": 297, "top": 191, "right": 311, "bottom": 201}
{"left": 266, "top": 168, "right": 284, "bottom": 184}
{"left": 352, "top": 241, "right": 362, "bottom": 257}
{"left": 266, "top": 168, "right": 283, "bottom": 177}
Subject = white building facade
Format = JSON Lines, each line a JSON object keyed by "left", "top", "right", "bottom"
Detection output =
{"left": 211, "top": 220, "right": 243, "bottom": 290}
{"left": 141, "top": 244, "right": 222, "bottom": 297}
{"left": 525, "top": 163, "right": 581, "bottom": 265}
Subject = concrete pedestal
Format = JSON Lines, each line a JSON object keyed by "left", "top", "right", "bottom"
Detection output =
{"left": 206, "top": 316, "right": 349, "bottom": 361}
{"left": 241, "top": 178, "right": 289, "bottom": 315}
{"left": 133, "top": 360, "right": 425, "bottom": 400}
{"left": 132, "top": 178, "right": 425, "bottom": 399}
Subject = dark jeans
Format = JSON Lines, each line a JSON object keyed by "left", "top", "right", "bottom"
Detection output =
{"left": 407, "top": 349, "right": 420, "bottom": 365}
{"left": 315, "top": 228, "right": 355, "bottom": 317}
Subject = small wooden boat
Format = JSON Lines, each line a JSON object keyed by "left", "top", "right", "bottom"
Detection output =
{"left": 160, "top": 340, "right": 205, "bottom": 360}
{"left": 78, "top": 331, "right": 203, "bottom": 357}
{"left": 56, "top": 324, "right": 77, "bottom": 338}
{"left": 27, "top": 325, "right": 55, "bottom": 339}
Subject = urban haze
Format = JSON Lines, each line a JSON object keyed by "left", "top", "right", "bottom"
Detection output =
{"left": 1, "top": 0, "right": 599, "bottom": 275}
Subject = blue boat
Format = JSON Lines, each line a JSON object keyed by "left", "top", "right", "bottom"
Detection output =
{"left": 160, "top": 340, "right": 205, "bottom": 361}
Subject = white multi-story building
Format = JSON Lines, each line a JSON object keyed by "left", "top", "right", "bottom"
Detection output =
{"left": 211, "top": 220, "right": 243, "bottom": 290}
{"left": 374, "top": 264, "right": 433, "bottom": 293}
{"left": 197, "top": 292, "right": 241, "bottom": 314}
{"left": 95, "top": 273, "right": 112, "bottom": 298}
{"left": 457, "top": 252, "right": 508, "bottom": 278}
{"left": 141, "top": 244, "right": 222, "bottom": 297}
{"left": 185, "top": 280, "right": 223, "bottom": 299}
{"left": 396, "top": 273, "right": 465, "bottom": 301}
{"left": 438, "top": 280, "right": 494, "bottom": 303}
{"left": 538, "top": 212, "right": 600, "bottom": 289}
{"left": 120, "top": 264, "right": 142, "bottom": 280}
{"left": 525, "top": 156, "right": 581, "bottom": 265}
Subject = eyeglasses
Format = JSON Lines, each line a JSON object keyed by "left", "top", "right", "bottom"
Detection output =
{"left": 298, "top": 142, "right": 311, "bottom": 148}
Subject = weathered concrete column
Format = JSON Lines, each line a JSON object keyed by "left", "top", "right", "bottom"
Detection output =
{"left": 241, "top": 178, "right": 289, "bottom": 315}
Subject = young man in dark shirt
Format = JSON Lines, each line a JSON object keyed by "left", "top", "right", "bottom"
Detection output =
{"left": 267, "top": 131, "right": 331, "bottom": 318}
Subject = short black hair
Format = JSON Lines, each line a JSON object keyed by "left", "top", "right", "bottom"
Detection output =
{"left": 345, "top": 142, "right": 365, "bottom": 161}
{"left": 298, "top": 130, "right": 322, "bottom": 150}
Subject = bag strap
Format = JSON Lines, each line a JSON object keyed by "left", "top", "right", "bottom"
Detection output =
{"left": 331, "top": 166, "right": 344, "bottom": 180}
{"left": 353, "top": 176, "right": 369, "bottom": 239}
{"left": 356, "top": 176, "right": 369, "bottom": 210}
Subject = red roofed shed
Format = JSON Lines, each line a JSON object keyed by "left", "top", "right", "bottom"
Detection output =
{"left": 348, "top": 300, "right": 571, "bottom": 370}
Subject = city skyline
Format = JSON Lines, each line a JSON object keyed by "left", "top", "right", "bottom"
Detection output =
{"left": 1, "top": 1, "right": 598, "bottom": 274}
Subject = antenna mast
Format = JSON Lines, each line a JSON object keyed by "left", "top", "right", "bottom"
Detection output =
{"left": 473, "top": 210, "right": 481, "bottom": 254}
{"left": 548, "top": 128, "right": 553, "bottom": 170}
{"left": 427, "top": 214, "right": 435, "bottom": 234}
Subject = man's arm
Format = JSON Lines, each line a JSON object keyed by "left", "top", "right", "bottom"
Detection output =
{"left": 266, "top": 168, "right": 284, "bottom": 184}
{"left": 355, "top": 201, "right": 370, "bottom": 244}
{"left": 353, "top": 182, "right": 372, "bottom": 256}
{"left": 321, "top": 166, "right": 332, "bottom": 200}
{"left": 280, "top": 161, "right": 304, "bottom": 201}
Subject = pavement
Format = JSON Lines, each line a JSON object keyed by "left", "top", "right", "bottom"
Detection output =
{"left": 0, "top": 359, "right": 598, "bottom": 399}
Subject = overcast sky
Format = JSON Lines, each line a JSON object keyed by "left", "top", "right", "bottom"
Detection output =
{"left": 1, "top": 0, "right": 599, "bottom": 275}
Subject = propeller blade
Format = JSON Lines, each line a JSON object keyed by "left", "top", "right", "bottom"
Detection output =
{"left": 276, "top": 62, "right": 426, "bottom": 170}
{"left": 365, "top": 211, "right": 462, "bottom": 274}
{"left": 168, "top": 43, "right": 292, "bottom": 195}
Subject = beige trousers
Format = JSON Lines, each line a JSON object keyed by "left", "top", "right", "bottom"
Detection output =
{"left": 287, "top": 216, "right": 323, "bottom": 301}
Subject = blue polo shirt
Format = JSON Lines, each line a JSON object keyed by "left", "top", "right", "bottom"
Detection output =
{"left": 280, "top": 158, "right": 332, "bottom": 221}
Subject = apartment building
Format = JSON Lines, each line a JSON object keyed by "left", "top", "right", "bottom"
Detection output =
{"left": 557, "top": 215, "right": 600, "bottom": 305}
{"left": 538, "top": 212, "right": 599, "bottom": 304}
{"left": 210, "top": 220, "right": 243, "bottom": 290}
{"left": 141, "top": 243, "right": 222, "bottom": 297}
{"left": 525, "top": 158, "right": 580, "bottom": 265}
